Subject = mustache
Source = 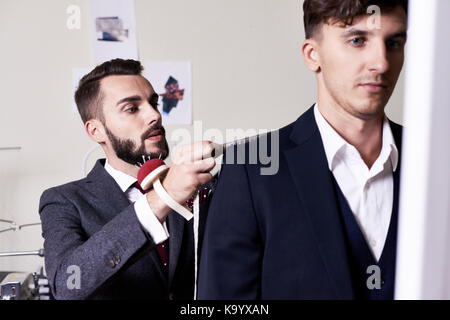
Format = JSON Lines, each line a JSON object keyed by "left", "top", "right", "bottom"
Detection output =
{"left": 141, "top": 125, "right": 166, "bottom": 141}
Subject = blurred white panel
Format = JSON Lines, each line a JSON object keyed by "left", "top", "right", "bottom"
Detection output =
{"left": 396, "top": 0, "right": 450, "bottom": 299}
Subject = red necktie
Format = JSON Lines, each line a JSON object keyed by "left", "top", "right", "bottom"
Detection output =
{"left": 133, "top": 182, "right": 169, "bottom": 273}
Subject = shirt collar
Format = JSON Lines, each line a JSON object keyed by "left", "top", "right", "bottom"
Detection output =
{"left": 379, "top": 116, "right": 399, "bottom": 172}
{"left": 313, "top": 103, "right": 398, "bottom": 172}
{"left": 104, "top": 160, "right": 137, "bottom": 192}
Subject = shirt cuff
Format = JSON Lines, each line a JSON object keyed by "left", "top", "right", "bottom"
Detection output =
{"left": 134, "top": 195, "right": 169, "bottom": 244}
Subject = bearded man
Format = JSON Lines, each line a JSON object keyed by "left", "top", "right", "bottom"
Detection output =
{"left": 39, "top": 59, "right": 216, "bottom": 300}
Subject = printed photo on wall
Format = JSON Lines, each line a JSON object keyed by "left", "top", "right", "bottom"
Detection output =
{"left": 90, "top": 0, "right": 138, "bottom": 64}
{"left": 96, "top": 17, "right": 129, "bottom": 42}
{"left": 145, "top": 62, "right": 192, "bottom": 125}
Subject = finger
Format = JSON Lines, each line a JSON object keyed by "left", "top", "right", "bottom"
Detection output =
{"left": 176, "top": 141, "right": 215, "bottom": 163}
{"left": 191, "top": 157, "right": 216, "bottom": 173}
{"left": 192, "top": 141, "right": 215, "bottom": 161}
{"left": 197, "top": 172, "right": 213, "bottom": 186}
{"left": 209, "top": 142, "right": 223, "bottom": 158}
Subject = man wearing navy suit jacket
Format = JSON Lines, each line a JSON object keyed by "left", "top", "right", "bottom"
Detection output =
{"left": 198, "top": 0, "right": 408, "bottom": 299}
{"left": 39, "top": 59, "right": 216, "bottom": 299}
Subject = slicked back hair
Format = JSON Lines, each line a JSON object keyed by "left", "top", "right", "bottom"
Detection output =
{"left": 74, "top": 59, "right": 144, "bottom": 124}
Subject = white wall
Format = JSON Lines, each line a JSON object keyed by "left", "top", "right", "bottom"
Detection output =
{"left": 0, "top": 0, "right": 405, "bottom": 273}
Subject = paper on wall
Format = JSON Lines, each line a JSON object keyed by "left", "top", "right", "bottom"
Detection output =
{"left": 90, "top": 0, "right": 139, "bottom": 64}
{"left": 145, "top": 62, "right": 192, "bottom": 125}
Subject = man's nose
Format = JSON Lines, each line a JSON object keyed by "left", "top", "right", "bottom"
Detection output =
{"left": 141, "top": 101, "right": 161, "bottom": 126}
{"left": 368, "top": 40, "right": 389, "bottom": 74}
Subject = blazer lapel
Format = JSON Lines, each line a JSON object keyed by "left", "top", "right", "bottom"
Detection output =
{"left": 84, "top": 159, "right": 131, "bottom": 219}
{"left": 284, "top": 107, "right": 354, "bottom": 299}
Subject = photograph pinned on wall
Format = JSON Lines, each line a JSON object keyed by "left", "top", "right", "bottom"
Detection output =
{"left": 90, "top": 0, "right": 138, "bottom": 64}
{"left": 96, "top": 17, "right": 129, "bottom": 42}
{"left": 145, "top": 62, "right": 192, "bottom": 125}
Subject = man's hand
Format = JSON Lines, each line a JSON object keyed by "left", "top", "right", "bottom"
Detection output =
{"left": 146, "top": 141, "right": 216, "bottom": 222}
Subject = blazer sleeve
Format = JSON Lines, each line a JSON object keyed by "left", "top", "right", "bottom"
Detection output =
{"left": 197, "top": 161, "right": 263, "bottom": 299}
{"left": 39, "top": 187, "right": 152, "bottom": 300}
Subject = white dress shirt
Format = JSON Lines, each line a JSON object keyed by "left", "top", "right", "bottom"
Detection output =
{"left": 313, "top": 104, "right": 398, "bottom": 261}
{"left": 104, "top": 160, "right": 169, "bottom": 245}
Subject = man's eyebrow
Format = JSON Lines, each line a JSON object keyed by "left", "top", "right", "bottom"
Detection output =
{"left": 388, "top": 30, "right": 407, "bottom": 39}
{"left": 116, "top": 95, "right": 142, "bottom": 107}
{"left": 340, "top": 28, "right": 407, "bottom": 39}
{"left": 340, "top": 28, "right": 371, "bottom": 38}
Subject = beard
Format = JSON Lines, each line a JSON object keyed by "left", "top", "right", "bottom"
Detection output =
{"left": 105, "top": 125, "right": 169, "bottom": 166}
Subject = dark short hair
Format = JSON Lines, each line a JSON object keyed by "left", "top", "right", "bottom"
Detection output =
{"left": 74, "top": 59, "right": 144, "bottom": 124}
{"left": 303, "top": 0, "right": 408, "bottom": 39}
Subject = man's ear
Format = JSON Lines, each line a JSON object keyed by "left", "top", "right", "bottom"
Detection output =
{"left": 85, "top": 119, "right": 107, "bottom": 144}
{"left": 302, "top": 39, "right": 321, "bottom": 73}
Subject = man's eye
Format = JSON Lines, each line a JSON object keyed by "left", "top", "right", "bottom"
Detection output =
{"left": 125, "top": 106, "right": 138, "bottom": 113}
{"left": 350, "top": 37, "right": 366, "bottom": 46}
{"left": 387, "top": 39, "right": 403, "bottom": 49}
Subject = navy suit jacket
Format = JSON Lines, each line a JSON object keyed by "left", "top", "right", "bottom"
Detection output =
{"left": 198, "top": 106, "right": 403, "bottom": 299}
{"left": 39, "top": 159, "right": 213, "bottom": 300}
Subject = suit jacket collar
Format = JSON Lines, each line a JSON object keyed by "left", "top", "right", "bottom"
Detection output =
{"left": 288, "top": 105, "right": 403, "bottom": 149}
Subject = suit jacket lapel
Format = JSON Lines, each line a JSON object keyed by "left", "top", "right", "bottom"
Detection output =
{"left": 284, "top": 107, "right": 354, "bottom": 299}
{"left": 84, "top": 159, "right": 131, "bottom": 219}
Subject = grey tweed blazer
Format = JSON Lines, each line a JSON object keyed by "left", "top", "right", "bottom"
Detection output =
{"left": 39, "top": 159, "right": 213, "bottom": 300}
